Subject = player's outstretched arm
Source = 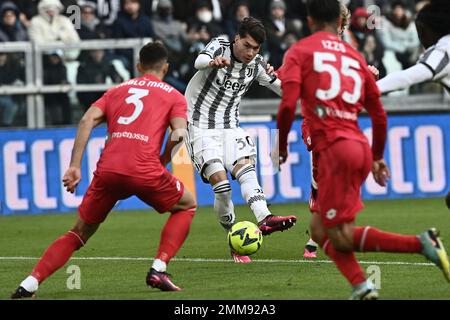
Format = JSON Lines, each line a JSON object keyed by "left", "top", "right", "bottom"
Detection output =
{"left": 160, "top": 117, "right": 188, "bottom": 167}
{"left": 194, "top": 54, "right": 230, "bottom": 70}
{"left": 63, "top": 106, "right": 105, "bottom": 193}
{"left": 377, "top": 63, "right": 434, "bottom": 93}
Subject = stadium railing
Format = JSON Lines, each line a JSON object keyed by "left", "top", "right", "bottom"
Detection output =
{"left": 1, "top": 39, "right": 449, "bottom": 129}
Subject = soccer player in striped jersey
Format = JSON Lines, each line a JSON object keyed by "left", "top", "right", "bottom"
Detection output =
{"left": 185, "top": 17, "right": 297, "bottom": 263}
{"left": 377, "top": 0, "right": 450, "bottom": 94}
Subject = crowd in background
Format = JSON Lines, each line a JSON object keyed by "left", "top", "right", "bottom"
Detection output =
{"left": 0, "top": 0, "right": 433, "bottom": 127}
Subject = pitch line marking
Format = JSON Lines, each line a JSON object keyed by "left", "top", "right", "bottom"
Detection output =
{"left": 0, "top": 256, "right": 434, "bottom": 267}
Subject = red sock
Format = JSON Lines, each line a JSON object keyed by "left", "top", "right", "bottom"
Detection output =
{"left": 320, "top": 235, "right": 366, "bottom": 286}
{"left": 353, "top": 226, "right": 422, "bottom": 253}
{"left": 31, "top": 231, "right": 84, "bottom": 283}
{"left": 156, "top": 209, "right": 195, "bottom": 263}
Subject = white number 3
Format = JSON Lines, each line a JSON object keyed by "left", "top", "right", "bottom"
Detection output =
{"left": 117, "top": 88, "right": 149, "bottom": 125}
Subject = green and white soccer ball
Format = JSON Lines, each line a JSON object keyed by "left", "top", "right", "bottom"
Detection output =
{"left": 228, "top": 221, "right": 263, "bottom": 256}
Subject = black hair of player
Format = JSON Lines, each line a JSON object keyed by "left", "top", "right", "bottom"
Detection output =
{"left": 416, "top": 0, "right": 450, "bottom": 48}
{"left": 139, "top": 41, "right": 168, "bottom": 69}
{"left": 237, "top": 16, "right": 266, "bottom": 44}
{"left": 306, "top": 0, "right": 341, "bottom": 24}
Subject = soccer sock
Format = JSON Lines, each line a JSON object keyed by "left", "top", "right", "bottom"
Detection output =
{"left": 213, "top": 180, "right": 235, "bottom": 230}
{"left": 31, "top": 231, "right": 84, "bottom": 284}
{"left": 320, "top": 235, "right": 366, "bottom": 286}
{"left": 20, "top": 276, "right": 39, "bottom": 293}
{"left": 152, "top": 259, "right": 167, "bottom": 273}
{"left": 236, "top": 165, "right": 271, "bottom": 223}
{"left": 156, "top": 208, "right": 196, "bottom": 264}
{"left": 353, "top": 226, "right": 422, "bottom": 253}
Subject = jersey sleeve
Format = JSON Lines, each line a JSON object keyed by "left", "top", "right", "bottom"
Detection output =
{"left": 256, "top": 59, "right": 281, "bottom": 96}
{"left": 91, "top": 90, "right": 109, "bottom": 113}
{"left": 170, "top": 93, "right": 188, "bottom": 120}
{"left": 199, "top": 37, "right": 226, "bottom": 59}
{"left": 278, "top": 47, "right": 302, "bottom": 84}
{"left": 418, "top": 46, "right": 450, "bottom": 80}
{"left": 363, "top": 64, "right": 387, "bottom": 161}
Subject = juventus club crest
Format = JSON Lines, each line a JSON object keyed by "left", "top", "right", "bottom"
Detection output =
{"left": 246, "top": 66, "right": 256, "bottom": 77}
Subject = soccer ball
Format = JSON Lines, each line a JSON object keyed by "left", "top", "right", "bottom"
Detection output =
{"left": 228, "top": 221, "right": 263, "bottom": 256}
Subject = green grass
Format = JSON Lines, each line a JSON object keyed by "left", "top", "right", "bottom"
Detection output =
{"left": 1, "top": 198, "right": 450, "bottom": 300}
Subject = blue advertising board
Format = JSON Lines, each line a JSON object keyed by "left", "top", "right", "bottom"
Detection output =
{"left": 0, "top": 113, "right": 448, "bottom": 215}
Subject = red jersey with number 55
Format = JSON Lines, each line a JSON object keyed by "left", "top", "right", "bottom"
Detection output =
{"left": 92, "top": 74, "right": 187, "bottom": 178}
{"left": 278, "top": 31, "right": 386, "bottom": 155}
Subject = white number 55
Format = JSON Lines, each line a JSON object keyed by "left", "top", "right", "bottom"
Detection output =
{"left": 117, "top": 88, "right": 149, "bottom": 125}
{"left": 314, "top": 52, "right": 362, "bottom": 104}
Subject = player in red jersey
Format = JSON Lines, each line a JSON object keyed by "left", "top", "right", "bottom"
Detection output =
{"left": 276, "top": 0, "right": 450, "bottom": 299}
{"left": 11, "top": 42, "right": 197, "bottom": 298}
{"left": 301, "top": 0, "right": 352, "bottom": 259}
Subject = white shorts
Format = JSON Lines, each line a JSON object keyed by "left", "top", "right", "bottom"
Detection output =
{"left": 186, "top": 124, "right": 257, "bottom": 183}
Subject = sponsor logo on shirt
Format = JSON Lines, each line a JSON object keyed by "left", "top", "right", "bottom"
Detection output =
{"left": 216, "top": 75, "right": 247, "bottom": 92}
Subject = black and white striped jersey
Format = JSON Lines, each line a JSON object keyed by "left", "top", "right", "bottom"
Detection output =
{"left": 185, "top": 37, "right": 281, "bottom": 129}
{"left": 418, "top": 35, "right": 450, "bottom": 92}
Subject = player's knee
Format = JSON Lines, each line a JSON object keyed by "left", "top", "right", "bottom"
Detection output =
{"left": 234, "top": 163, "right": 256, "bottom": 185}
{"left": 204, "top": 161, "right": 226, "bottom": 183}
{"left": 330, "top": 237, "right": 353, "bottom": 252}
{"left": 70, "top": 222, "right": 99, "bottom": 247}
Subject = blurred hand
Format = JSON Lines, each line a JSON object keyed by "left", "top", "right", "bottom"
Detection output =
{"left": 368, "top": 65, "right": 380, "bottom": 80}
{"left": 62, "top": 166, "right": 82, "bottom": 193}
{"left": 372, "top": 159, "right": 390, "bottom": 187}
{"left": 266, "top": 63, "right": 276, "bottom": 77}
{"left": 209, "top": 56, "right": 230, "bottom": 69}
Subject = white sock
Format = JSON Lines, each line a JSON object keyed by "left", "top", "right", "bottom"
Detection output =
{"left": 236, "top": 165, "right": 271, "bottom": 223}
{"left": 20, "top": 275, "right": 39, "bottom": 293}
{"left": 306, "top": 238, "right": 318, "bottom": 248}
{"left": 213, "top": 180, "right": 235, "bottom": 230}
{"left": 152, "top": 259, "right": 167, "bottom": 273}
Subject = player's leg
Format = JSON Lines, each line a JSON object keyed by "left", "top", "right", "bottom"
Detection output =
{"left": 304, "top": 151, "right": 319, "bottom": 258}
{"left": 136, "top": 170, "right": 196, "bottom": 291}
{"left": 228, "top": 128, "right": 296, "bottom": 235}
{"left": 186, "top": 125, "right": 236, "bottom": 231}
{"left": 11, "top": 173, "right": 118, "bottom": 299}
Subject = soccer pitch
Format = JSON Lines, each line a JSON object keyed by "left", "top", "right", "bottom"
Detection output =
{"left": 1, "top": 198, "right": 449, "bottom": 300}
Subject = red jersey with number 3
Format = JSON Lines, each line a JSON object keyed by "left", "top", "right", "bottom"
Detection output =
{"left": 92, "top": 74, "right": 187, "bottom": 178}
{"left": 278, "top": 31, "right": 385, "bottom": 153}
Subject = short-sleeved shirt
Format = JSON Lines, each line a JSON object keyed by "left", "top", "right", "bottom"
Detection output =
{"left": 185, "top": 37, "right": 280, "bottom": 129}
{"left": 92, "top": 74, "right": 187, "bottom": 178}
{"left": 278, "top": 31, "right": 383, "bottom": 153}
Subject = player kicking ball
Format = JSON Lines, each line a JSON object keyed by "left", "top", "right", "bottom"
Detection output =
{"left": 185, "top": 17, "right": 297, "bottom": 263}
{"left": 276, "top": 0, "right": 450, "bottom": 299}
{"left": 12, "top": 42, "right": 196, "bottom": 298}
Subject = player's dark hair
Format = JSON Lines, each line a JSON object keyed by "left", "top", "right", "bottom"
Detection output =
{"left": 237, "top": 16, "right": 266, "bottom": 44}
{"left": 416, "top": 0, "right": 450, "bottom": 39}
{"left": 306, "top": 0, "right": 340, "bottom": 24}
{"left": 139, "top": 41, "right": 168, "bottom": 69}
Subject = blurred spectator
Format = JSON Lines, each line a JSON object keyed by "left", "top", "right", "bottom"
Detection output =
{"left": 90, "top": 0, "right": 120, "bottom": 26}
{"left": 0, "top": 52, "right": 25, "bottom": 126}
{"left": 0, "top": 1, "right": 28, "bottom": 42}
{"left": 28, "top": 0, "right": 81, "bottom": 60}
{"left": 77, "top": 49, "right": 123, "bottom": 111}
{"left": 43, "top": 51, "right": 72, "bottom": 125}
{"left": 264, "top": 0, "right": 302, "bottom": 69}
{"left": 359, "top": 34, "right": 386, "bottom": 78}
{"left": 152, "top": 0, "right": 189, "bottom": 91}
{"left": 345, "top": 7, "right": 370, "bottom": 49}
{"left": 377, "top": 1, "right": 420, "bottom": 69}
{"left": 77, "top": 1, "right": 109, "bottom": 39}
{"left": 113, "top": 0, "right": 154, "bottom": 39}
{"left": 187, "top": 0, "right": 225, "bottom": 40}
{"left": 224, "top": 1, "right": 249, "bottom": 40}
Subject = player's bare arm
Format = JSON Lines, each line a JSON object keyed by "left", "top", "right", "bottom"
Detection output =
{"left": 63, "top": 106, "right": 105, "bottom": 193}
{"left": 160, "top": 117, "right": 188, "bottom": 167}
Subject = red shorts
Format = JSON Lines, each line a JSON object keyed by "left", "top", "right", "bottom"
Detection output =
{"left": 316, "top": 139, "right": 372, "bottom": 228}
{"left": 78, "top": 170, "right": 184, "bottom": 224}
